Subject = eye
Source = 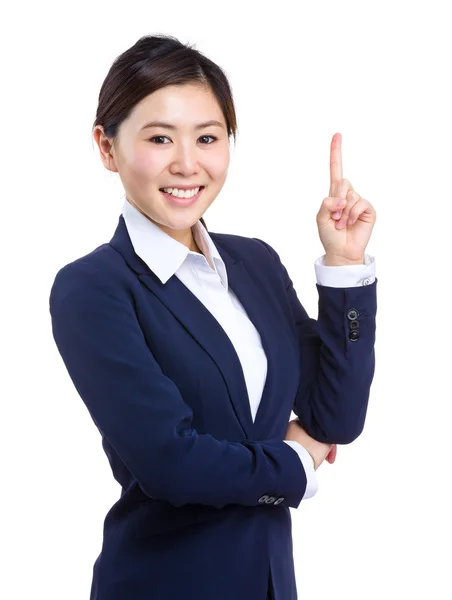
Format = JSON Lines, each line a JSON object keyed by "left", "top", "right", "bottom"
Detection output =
{"left": 198, "top": 135, "right": 217, "bottom": 144}
{"left": 149, "top": 135, "right": 171, "bottom": 144}
{"left": 148, "top": 135, "right": 218, "bottom": 145}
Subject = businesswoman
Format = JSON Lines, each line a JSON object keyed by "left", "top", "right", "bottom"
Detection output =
{"left": 49, "top": 34, "right": 377, "bottom": 600}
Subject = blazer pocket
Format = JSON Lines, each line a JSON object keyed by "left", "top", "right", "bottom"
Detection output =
{"left": 134, "top": 499, "right": 225, "bottom": 539}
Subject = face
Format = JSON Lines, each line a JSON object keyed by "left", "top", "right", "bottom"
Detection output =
{"left": 94, "top": 83, "right": 230, "bottom": 248}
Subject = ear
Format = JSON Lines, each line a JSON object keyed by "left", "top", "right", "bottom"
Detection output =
{"left": 93, "top": 125, "right": 119, "bottom": 173}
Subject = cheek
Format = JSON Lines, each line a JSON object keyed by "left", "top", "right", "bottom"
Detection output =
{"left": 130, "top": 147, "right": 162, "bottom": 179}
{"left": 208, "top": 147, "right": 230, "bottom": 180}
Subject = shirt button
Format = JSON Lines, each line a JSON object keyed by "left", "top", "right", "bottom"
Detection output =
{"left": 363, "top": 278, "right": 371, "bottom": 286}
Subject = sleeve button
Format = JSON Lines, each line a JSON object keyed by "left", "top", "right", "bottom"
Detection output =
{"left": 258, "top": 495, "right": 269, "bottom": 504}
{"left": 347, "top": 308, "right": 359, "bottom": 320}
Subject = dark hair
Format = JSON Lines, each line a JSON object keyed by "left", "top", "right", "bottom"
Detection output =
{"left": 92, "top": 34, "right": 239, "bottom": 231}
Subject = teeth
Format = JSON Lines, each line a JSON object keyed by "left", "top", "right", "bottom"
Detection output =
{"left": 162, "top": 186, "right": 200, "bottom": 198}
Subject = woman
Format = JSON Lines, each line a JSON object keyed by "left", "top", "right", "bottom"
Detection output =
{"left": 49, "top": 34, "right": 377, "bottom": 600}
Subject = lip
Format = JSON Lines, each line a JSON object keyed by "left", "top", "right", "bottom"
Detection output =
{"left": 161, "top": 184, "right": 204, "bottom": 190}
{"left": 160, "top": 186, "right": 205, "bottom": 207}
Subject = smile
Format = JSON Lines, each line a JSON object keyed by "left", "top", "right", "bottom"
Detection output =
{"left": 159, "top": 186, "right": 205, "bottom": 207}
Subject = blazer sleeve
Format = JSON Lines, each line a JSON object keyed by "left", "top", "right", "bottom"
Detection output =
{"left": 49, "top": 261, "right": 307, "bottom": 510}
{"left": 253, "top": 238, "right": 377, "bottom": 445}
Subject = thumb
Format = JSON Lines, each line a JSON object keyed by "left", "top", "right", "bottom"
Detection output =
{"left": 317, "top": 197, "right": 346, "bottom": 226}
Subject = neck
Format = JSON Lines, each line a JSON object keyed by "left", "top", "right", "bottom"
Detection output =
{"left": 190, "top": 240, "right": 203, "bottom": 254}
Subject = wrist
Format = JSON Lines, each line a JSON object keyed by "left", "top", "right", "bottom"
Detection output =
{"left": 325, "top": 254, "right": 364, "bottom": 266}
{"left": 306, "top": 449, "right": 318, "bottom": 471}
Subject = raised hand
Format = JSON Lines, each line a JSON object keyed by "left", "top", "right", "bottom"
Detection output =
{"left": 316, "top": 133, "right": 377, "bottom": 264}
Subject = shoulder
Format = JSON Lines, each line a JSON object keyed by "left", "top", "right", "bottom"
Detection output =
{"left": 49, "top": 243, "right": 134, "bottom": 307}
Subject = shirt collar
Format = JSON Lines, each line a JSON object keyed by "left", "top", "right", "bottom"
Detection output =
{"left": 122, "top": 198, "right": 229, "bottom": 289}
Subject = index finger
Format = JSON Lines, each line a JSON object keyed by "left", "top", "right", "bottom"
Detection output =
{"left": 330, "top": 132, "right": 343, "bottom": 186}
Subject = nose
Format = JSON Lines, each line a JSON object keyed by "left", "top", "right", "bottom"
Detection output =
{"left": 169, "top": 142, "right": 201, "bottom": 176}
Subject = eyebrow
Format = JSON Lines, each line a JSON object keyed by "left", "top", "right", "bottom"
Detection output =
{"left": 140, "top": 120, "right": 225, "bottom": 131}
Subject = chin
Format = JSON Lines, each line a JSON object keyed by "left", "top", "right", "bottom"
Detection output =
{"left": 163, "top": 212, "right": 203, "bottom": 230}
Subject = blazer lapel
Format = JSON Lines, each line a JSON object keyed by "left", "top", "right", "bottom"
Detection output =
{"left": 109, "top": 216, "right": 287, "bottom": 439}
{"left": 222, "top": 255, "right": 286, "bottom": 435}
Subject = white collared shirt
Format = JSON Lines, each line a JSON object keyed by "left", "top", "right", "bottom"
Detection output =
{"left": 122, "top": 198, "right": 376, "bottom": 501}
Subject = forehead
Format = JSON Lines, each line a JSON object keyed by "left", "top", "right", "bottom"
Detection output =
{"left": 129, "top": 84, "right": 225, "bottom": 129}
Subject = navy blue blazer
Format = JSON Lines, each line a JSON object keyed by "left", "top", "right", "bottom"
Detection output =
{"left": 49, "top": 215, "right": 377, "bottom": 600}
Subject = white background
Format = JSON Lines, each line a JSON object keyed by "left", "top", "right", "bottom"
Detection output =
{"left": 2, "top": 1, "right": 451, "bottom": 598}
